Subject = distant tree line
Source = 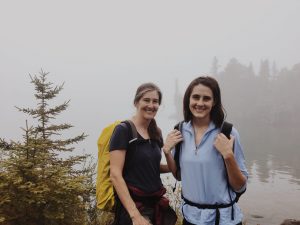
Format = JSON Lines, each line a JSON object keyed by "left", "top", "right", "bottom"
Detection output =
{"left": 213, "top": 58, "right": 300, "bottom": 150}
{"left": 214, "top": 57, "right": 300, "bottom": 182}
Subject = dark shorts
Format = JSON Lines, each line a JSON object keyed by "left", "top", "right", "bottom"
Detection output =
{"left": 114, "top": 203, "right": 154, "bottom": 225}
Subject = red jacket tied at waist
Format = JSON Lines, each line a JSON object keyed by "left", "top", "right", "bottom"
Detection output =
{"left": 127, "top": 185, "right": 174, "bottom": 225}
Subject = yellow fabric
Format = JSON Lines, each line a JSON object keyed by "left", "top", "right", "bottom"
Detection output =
{"left": 96, "top": 120, "right": 121, "bottom": 211}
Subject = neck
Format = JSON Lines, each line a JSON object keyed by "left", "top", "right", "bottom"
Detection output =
{"left": 192, "top": 117, "right": 210, "bottom": 129}
{"left": 131, "top": 115, "right": 151, "bottom": 129}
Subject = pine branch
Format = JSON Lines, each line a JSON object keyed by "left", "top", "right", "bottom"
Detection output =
{"left": 45, "top": 101, "right": 70, "bottom": 116}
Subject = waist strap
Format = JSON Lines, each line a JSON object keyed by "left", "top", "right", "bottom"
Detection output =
{"left": 182, "top": 195, "right": 238, "bottom": 225}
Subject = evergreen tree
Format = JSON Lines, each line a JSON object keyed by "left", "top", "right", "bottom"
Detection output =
{"left": 247, "top": 62, "right": 256, "bottom": 77}
{"left": 259, "top": 59, "right": 270, "bottom": 79}
{"left": 271, "top": 61, "right": 279, "bottom": 79}
{"left": 210, "top": 56, "right": 219, "bottom": 76}
{"left": 169, "top": 79, "right": 183, "bottom": 121}
{"left": 0, "top": 71, "right": 95, "bottom": 225}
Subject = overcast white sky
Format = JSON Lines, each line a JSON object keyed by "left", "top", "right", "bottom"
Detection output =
{"left": 1, "top": 0, "right": 300, "bottom": 157}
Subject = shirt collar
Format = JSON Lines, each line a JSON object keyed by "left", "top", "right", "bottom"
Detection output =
{"left": 183, "top": 120, "right": 217, "bottom": 135}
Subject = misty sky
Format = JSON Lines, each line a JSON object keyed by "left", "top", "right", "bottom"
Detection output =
{"left": 1, "top": 0, "right": 300, "bottom": 157}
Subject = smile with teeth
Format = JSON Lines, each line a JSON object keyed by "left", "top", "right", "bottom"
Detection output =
{"left": 194, "top": 106, "right": 206, "bottom": 112}
{"left": 145, "top": 108, "right": 156, "bottom": 113}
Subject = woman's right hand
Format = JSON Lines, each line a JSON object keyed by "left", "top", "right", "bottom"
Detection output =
{"left": 131, "top": 213, "right": 152, "bottom": 225}
{"left": 163, "top": 129, "right": 183, "bottom": 154}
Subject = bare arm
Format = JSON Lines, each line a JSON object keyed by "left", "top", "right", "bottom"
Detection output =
{"left": 163, "top": 150, "right": 178, "bottom": 179}
{"left": 162, "top": 129, "right": 183, "bottom": 180}
{"left": 214, "top": 134, "right": 247, "bottom": 191}
{"left": 160, "top": 164, "right": 170, "bottom": 173}
{"left": 223, "top": 152, "right": 247, "bottom": 191}
{"left": 110, "top": 150, "right": 150, "bottom": 225}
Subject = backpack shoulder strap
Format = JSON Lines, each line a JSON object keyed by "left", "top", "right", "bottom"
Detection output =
{"left": 119, "top": 120, "right": 138, "bottom": 144}
{"left": 220, "top": 121, "right": 246, "bottom": 211}
{"left": 117, "top": 120, "right": 138, "bottom": 172}
{"left": 220, "top": 121, "right": 246, "bottom": 200}
{"left": 220, "top": 121, "right": 233, "bottom": 139}
{"left": 174, "top": 121, "right": 184, "bottom": 181}
{"left": 127, "top": 120, "right": 138, "bottom": 142}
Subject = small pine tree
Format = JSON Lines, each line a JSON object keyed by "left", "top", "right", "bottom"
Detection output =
{"left": 259, "top": 59, "right": 270, "bottom": 79}
{"left": 210, "top": 56, "right": 219, "bottom": 76}
{"left": 0, "top": 70, "right": 95, "bottom": 225}
{"left": 169, "top": 79, "right": 183, "bottom": 122}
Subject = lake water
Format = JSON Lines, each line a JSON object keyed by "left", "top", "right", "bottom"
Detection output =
{"left": 239, "top": 156, "right": 300, "bottom": 225}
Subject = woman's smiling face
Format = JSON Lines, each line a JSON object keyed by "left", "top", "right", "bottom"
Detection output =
{"left": 189, "top": 83, "right": 214, "bottom": 122}
{"left": 135, "top": 90, "right": 160, "bottom": 121}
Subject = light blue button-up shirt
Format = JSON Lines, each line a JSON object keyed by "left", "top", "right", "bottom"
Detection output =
{"left": 177, "top": 121, "right": 248, "bottom": 225}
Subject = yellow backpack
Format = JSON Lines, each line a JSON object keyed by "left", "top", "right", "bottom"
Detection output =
{"left": 96, "top": 120, "right": 137, "bottom": 211}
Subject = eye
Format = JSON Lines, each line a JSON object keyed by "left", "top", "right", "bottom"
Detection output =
{"left": 143, "top": 98, "right": 151, "bottom": 103}
{"left": 191, "top": 94, "right": 200, "bottom": 100}
{"left": 203, "top": 96, "right": 212, "bottom": 101}
{"left": 153, "top": 99, "right": 159, "bottom": 104}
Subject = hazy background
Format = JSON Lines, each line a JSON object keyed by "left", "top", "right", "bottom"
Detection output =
{"left": 1, "top": 0, "right": 300, "bottom": 154}
{"left": 1, "top": 1, "right": 300, "bottom": 224}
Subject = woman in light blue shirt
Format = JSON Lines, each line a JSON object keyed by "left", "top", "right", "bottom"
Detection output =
{"left": 162, "top": 76, "right": 248, "bottom": 225}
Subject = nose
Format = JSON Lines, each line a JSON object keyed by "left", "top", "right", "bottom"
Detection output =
{"left": 148, "top": 101, "right": 158, "bottom": 109}
{"left": 147, "top": 101, "right": 153, "bottom": 107}
{"left": 196, "top": 98, "right": 204, "bottom": 106}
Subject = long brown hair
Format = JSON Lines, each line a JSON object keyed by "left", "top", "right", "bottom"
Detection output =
{"left": 134, "top": 83, "right": 163, "bottom": 145}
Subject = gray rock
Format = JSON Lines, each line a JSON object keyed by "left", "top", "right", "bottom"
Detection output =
{"left": 280, "top": 219, "right": 300, "bottom": 225}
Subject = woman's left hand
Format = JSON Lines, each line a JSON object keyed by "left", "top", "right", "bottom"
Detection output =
{"left": 163, "top": 129, "right": 183, "bottom": 155}
{"left": 214, "top": 134, "right": 235, "bottom": 158}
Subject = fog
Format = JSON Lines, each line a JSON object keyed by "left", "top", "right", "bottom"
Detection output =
{"left": 1, "top": 1, "right": 300, "bottom": 223}
{"left": 1, "top": 0, "right": 300, "bottom": 154}
{"left": 1, "top": 0, "right": 300, "bottom": 175}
